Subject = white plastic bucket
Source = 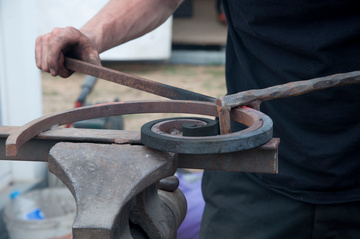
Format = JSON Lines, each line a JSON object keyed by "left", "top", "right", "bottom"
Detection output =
{"left": 4, "top": 188, "right": 76, "bottom": 239}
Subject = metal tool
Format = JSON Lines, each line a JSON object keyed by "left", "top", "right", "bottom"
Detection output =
{"left": 64, "top": 57, "right": 360, "bottom": 134}
{"left": 65, "top": 57, "right": 214, "bottom": 102}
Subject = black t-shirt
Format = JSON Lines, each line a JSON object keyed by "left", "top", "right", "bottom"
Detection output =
{"left": 223, "top": 0, "right": 360, "bottom": 203}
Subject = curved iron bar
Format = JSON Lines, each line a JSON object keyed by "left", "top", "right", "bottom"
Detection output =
{"left": 6, "top": 100, "right": 273, "bottom": 156}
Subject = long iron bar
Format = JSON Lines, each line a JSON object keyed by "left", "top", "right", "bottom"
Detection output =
{"left": 0, "top": 126, "right": 279, "bottom": 174}
{"left": 65, "top": 57, "right": 215, "bottom": 102}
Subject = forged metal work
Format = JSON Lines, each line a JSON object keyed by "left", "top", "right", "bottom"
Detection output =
{"left": 5, "top": 100, "right": 273, "bottom": 156}
{"left": 141, "top": 113, "right": 272, "bottom": 154}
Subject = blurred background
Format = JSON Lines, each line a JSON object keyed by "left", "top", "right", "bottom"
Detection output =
{"left": 0, "top": 0, "right": 227, "bottom": 238}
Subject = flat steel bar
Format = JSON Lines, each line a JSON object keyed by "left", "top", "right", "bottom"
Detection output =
{"left": 0, "top": 126, "right": 141, "bottom": 144}
{"left": 0, "top": 137, "right": 55, "bottom": 162}
{"left": 0, "top": 126, "right": 140, "bottom": 161}
{"left": 218, "top": 71, "right": 360, "bottom": 108}
{"left": 65, "top": 57, "right": 215, "bottom": 102}
{"left": 177, "top": 138, "right": 279, "bottom": 174}
{"left": 0, "top": 126, "right": 277, "bottom": 173}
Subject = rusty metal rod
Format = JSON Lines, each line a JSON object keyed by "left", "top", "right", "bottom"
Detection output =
{"left": 217, "top": 71, "right": 360, "bottom": 108}
{"left": 65, "top": 57, "right": 215, "bottom": 102}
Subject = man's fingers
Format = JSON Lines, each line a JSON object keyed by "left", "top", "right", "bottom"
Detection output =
{"left": 35, "top": 36, "right": 43, "bottom": 70}
{"left": 35, "top": 26, "right": 100, "bottom": 78}
{"left": 40, "top": 34, "right": 52, "bottom": 73}
{"left": 35, "top": 28, "right": 76, "bottom": 77}
{"left": 47, "top": 27, "right": 70, "bottom": 76}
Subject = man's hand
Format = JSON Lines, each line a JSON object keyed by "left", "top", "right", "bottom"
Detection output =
{"left": 35, "top": 0, "right": 183, "bottom": 78}
{"left": 35, "top": 26, "right": 101, "bottom": 78}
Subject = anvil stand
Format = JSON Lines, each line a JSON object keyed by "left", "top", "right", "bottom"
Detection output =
{"left": 49, "top": 143, "right": 184, "bottom": 239}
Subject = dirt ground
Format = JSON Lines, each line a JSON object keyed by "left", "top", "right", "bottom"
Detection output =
{"left": 41, "top": 62, "right": 226, "bottom": 131}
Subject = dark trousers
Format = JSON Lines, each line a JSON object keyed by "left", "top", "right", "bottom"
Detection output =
{"left": 200, "top": 171, "right": 360, "bottom": 239}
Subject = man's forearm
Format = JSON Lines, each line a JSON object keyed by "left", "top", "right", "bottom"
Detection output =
{"left": 81, "top": 0, "right": 183, "bottom": 54}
